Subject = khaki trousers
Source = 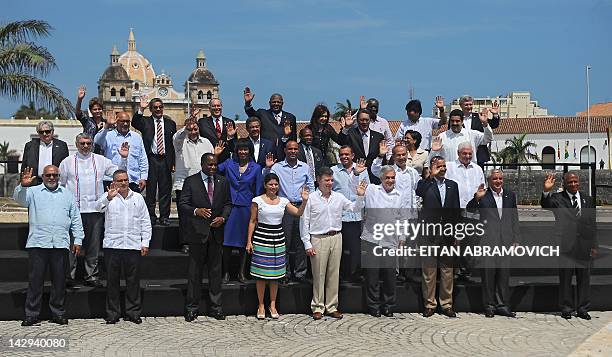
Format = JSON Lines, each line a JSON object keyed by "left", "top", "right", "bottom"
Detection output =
{"left": 310, "top": 233, "right": 342, "bottom": 314}
{"left": 421, "top": 256, "right": 454, "bottom": 309}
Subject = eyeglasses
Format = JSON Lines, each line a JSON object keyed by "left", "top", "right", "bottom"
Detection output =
{"left": 43, "top": 173, "right": 60, "bottom": 178}
{"left": 38, "top": 130, "right": 52, "bottom": 135}
{"left": 78, "top": 142, "right": 93, "bottom": 146}
{"left": 152, "top": 105, "right": 163, "bottom": 109}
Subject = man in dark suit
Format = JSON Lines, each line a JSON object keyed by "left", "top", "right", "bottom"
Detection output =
{"left": 337, "top": 109, "right": 385, "bottom": 184}
{"left": 458, "top": 95, "right": 500, "bottom": 167}
{"left": 132, "top": 96, "right": 177, "bottom": 226}
{"left": 179, "top": 153, "right": 232, "bottom": 322}
{"left": 416, "top": 156, "right": 461, "bottom": 318}
{"left": 198, "top": 98, "right": 235, "bottom": 164}
{"left": 297, "top": 127, "right": 323, "bottom": 182}
{"left": 21, "top": 121, "right": 69, "bottom": 185}
{"left": 243, "top": 87, "right": 297, "bottom": 146}
{"left": 467, "top": 169, "right": 520, "bottom": 318}
{"left": 541, "top": 172, "right": 597, "bottom": 320}
{"left": 240, "top": 117, "right": 277, "bottom": 166}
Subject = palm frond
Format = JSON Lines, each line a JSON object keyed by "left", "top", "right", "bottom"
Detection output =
{"left": 0, "top": 42, "right": 56, "bottom": 76}
{"left": 0, "top": 20, "right": 52, "bottom": 45}
{"left": 0, "top": 73, "right": 73, "bottom": 117}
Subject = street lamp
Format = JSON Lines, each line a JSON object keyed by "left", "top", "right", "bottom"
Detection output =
{"left": 586, "top": 65, "right": 592, "bottom": 195}
{"left": 186, "top": 80, "right": 197, "bottom": 116}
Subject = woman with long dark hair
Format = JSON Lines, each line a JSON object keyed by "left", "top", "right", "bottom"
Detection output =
{"left": 306, "top": 104, "right": 341, "bottom": 165}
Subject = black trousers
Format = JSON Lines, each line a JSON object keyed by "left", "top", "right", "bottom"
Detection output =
{"left": 559, "top": 259, "right": 591, "bottom": 314}
{"left": 175, "top": 190, "right": 187, "bottom": 245}
{"left": 105, "top": 249, "right": 142, "bottom": 320}
{"left": 68, "top": 212, "right": 104, "bottom": 281}
{"left": 282, "top": 211, "right": 307, "bottom": 279}
{"left": 363, "top": 241, "right": 396, "bottom": 312}
{"left": 186, "top": 237, "right": 223, "bottom": 314}
{"left": 340, "top": 221, "right": 362, "bottom": 278}
{"left": 145, "top": 155, "right": 172, "bottom": 220}
{"left": 25, "top": 248, "right": 67, "bottom": 319}
{"left": 481, "top": 263, "right": 511, "bottom": 312}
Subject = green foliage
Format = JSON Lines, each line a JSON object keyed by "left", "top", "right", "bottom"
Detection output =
{"left": 491, "top": 133, "right": 540, "bottom": 167}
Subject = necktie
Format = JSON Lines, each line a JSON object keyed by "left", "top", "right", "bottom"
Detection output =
{"left": 156, "top": 118, "right": 164, "bottom": 155}
{"left": 305, "top": 147, "right": 315, "bottom": 180}
{"left": 207, "top": 176, "right": 214, "bottom": 203}
{"left": 215, "top": 118, "right": 222, "bottom": 140}
{"left": 572, "top": 195, "right": 580, "bottom": 217}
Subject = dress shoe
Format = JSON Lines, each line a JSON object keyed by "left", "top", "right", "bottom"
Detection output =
{"left": 185, "top": 312, "right": 198, "bottom": 322}
{"left": 484, "top": 310, "right": 495, "bottom": 318}
{"left": 350, "top": 274, "right": 365, "bottom": 284}
{"left": 159, "top": 218, "right": 171, "bottom": 226}
{"left": 280, "top": 277, "right": 290, "bottom": 285}
{"left": 381, "top": 308, "right": 393, "bottom": 318}
{"left": 124, "top": 316, "right": 142, "bottom": 324}
{"left": 21, "top": 317, "right": 40, "bottom": 326}
{"left": 294, "top": 276, "right": 307, "bottom": 283}
{"left": 312, "top": 312, "right": 323, "bottom": 320}
{"left": 269, "top": 306, "right": 280, "bottom": 319}
{"left": 256, "top": 307, "right": 266, "bottom": 320}
{"left": 455, "top": 274, "right": 477, "bottom": 284}
{"left": 422, "top": 308, "right": 435, "bottom": 318}
{"left": 210, "top": 312, "right": 226, "bottom": 320}
{"left": 150, "top": 217, "right": 158, "bottom": 226}
{"left": 181, "top": 245, "right": 190, "bottom": 254}
{"left": 65, "top": 278, "right": 78, "bottom": 288}
{"left": 237, "top": 272, "right": 248, "bottom": 283}
{"left": 326, "top": 311, "right": 343, "bottom": 319}
{"left": 561, "top": 311, "right": 572, "bottom": 319}
{"left": 496, "top": 309, "right": 516, "bottom": 318}
{"left": 577, "top": 312, "right": 591, "bottom": 320}
{"left": 396, "top": 274, "right": 407, "bottom": 282}
{"left": 442, "top": 308, "right": 457, "bottom": 318}
{"left": 222, "top": 272, "right": 230, "bottom": 284}
{"left": 50, "top": 316, "right": 68, "bottom": 325}
{"left": 105, "top": 318, "right": 119, "bottom": 324}
{"left": 85, "top": 280, "right": 104, "bottom": 288}
{"left": 369, "top": 310, "right": 381, "bottom": 318}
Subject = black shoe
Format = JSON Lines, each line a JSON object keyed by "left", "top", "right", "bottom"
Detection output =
{"left": 105, "top": 318, "right": 119, "bottom": 324}
{"left": 561, "top": 311, "right": 572, "bottom": 319}
{"left": 237, "top": 272, "right": 248, "bottom": 283}
{"left": 577, "top": 312, "right": 591, "bottom": 320}
{"left": 280, "top": 277, "right": 290, "bottom": 285}
{"left": 181, "top": 245, "right": 190, "bottom": 254}
{"left": 50, "top": 316, "right": 68, "bottom": 325}
{"left": 369, "top": 310, "right": 381, "bottom": 318}
{"left": 65, "top": 278, "right": 78, "bottom": 288}
{"left": 350, "top": 275, "right": 365, "bottom": 284}
{"left": 124, "top": 316, "right": 142, "bottom": 324}
{"left": 293, "top": 276, "right": 307, "bottom": 283}
{"left": 85, "top": 280, "right": 104, "bottom": 288}
{"left": 185, "top": 311, "right": 198, "bottom": 322}
{"left": 21, "top": 317, "right": 40, "bottom": 326}
{"left": 210, "top": 312, "right": 226, "bottom": 320}
{"left": 159, "top": 218, "right": 171, "bottom": 226}
{"left": 484, "top": 310, "right": 495, "bottom": 318}
{"left": 381, "top": 308, "right": 393, "bottom": 317}
{"left": 222, "top": 272, "right": 230, "bottom": 284}
{"left": 442, "top": 308, "right": 457, "bottom": 318}
{"left": 150, "top": 217, "right": 158, "bottom": 226}
{"left": 455, "top": 274, "right": 477, "bottom": 284}
{"left": 396, "top": 274, "right": 407, "bottom": 282}
{"left": 496, "top": 309, "right": 516, "bottom": 318}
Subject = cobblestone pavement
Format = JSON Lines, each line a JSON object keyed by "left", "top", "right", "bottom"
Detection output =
{"left": 0, "top": 312, "right": 610, "bottom": 356}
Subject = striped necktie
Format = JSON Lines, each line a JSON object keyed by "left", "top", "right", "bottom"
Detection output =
{"left": 571, "top": 195, "right": 580, "bottom": 217}
{"left": 156, "top": 118, "right": 164, "bottom": 155}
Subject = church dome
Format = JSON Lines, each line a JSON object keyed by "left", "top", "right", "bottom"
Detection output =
{"left": 118, "top": 29, "right": 156, "bottom": 86}
{"left": 186, "top": 49, "right": 218, "bottom": 85}
{"left": 100, "top": 65, "right": 130, "bottom": 81}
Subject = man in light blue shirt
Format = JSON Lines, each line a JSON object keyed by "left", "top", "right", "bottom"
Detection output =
{"left": 331, "top": 145, "right": 369, "bottom": 282}
{"left": 94, "top": 111, "right": 148, "bottom": 192}
{"left": 14, "top": 165, "right": 84, "bottom": 326}
{"left": 264, "top": 140, "right": 314, "bottom": 282}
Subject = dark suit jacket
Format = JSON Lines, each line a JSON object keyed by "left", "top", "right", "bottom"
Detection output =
{"left": 132, "top": 113, "right": 177, "bottom": 169}
{"left": 298, "top": 144, "right": 324, "bottom": 176}
{"left": 21, "top": 138, "right": 69, "bottom": 179}
{"left": 541, "top": 190, "right": 597, "bottom": 260}
{"left": 198, "top": 116, "right": 235, "bottom": 163}
{"left": 337, "top": 128, "right": 385, "bottom": 184}
{"left": 467, "top": 188, "right": 521, "bottom": 246}
{"left": 178, "top": 172, "right": 233, "bottom": 244}
{"left": 244, "top": 106, "right": 297, "bottom": 144}
{"left": 466, "top": 113, "right": 500, "bottom": 165}
{"left": 416, "top": 177, "right": 461, "bottom": 246}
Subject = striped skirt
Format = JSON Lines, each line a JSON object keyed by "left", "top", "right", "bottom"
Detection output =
{"left": 250, "top": 222, "right": 286, "bottom": 280}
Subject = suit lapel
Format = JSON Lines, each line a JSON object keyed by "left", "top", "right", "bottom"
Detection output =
{"left": 432, "top": 180, "right": 442, "bottom": 207}
{"left": 487, "top": 190, "right": 501, "bottom": 220}
{"left": 443, "top": 182, "right": 453, "bottom": 207}
{"left": 351, "top": 128, "right": 366, "bottom": 158}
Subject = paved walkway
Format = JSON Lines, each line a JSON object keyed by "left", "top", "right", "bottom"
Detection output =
{"left": 0, "top": 312, "right": 610, "bottom": 356}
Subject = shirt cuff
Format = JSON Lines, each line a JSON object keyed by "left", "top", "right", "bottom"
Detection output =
{"left": 542, "top": 191, "right": 551, "bottom": 197}
{"left": 193, "top": 208, "right": 198, "bottom": 216}
{"left": 302, "top": 239, "right": 312, "bottom": 250}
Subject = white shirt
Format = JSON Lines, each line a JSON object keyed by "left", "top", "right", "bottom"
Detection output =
{"left": 97, "top": 190, "right": 152, "bottom": 250}
{"left": 250, "top": 136, "right": 261, "bottom": 160}
{"left": 151, "top": 116, "right": 165, "bottom": 155}
{"left": 371, "top": 157, "right": 419, "bottom": 211}
{"left": 38, "top": 140, "right": 53, "bottom": 176}
{"left": 361, "top": 184, "right": 407, "bottom": 247}
{"left": 430, "top": 126, "right": 493, "bottom": 163}
{"left": 253, "top": 196, "right": 289, "bottom": 225}
{"left": 173, "top": 127, "right": 214, "bottom": 190}
{"left": 492, "top": 188, "right": 504, "bottom": 218}
{"left": 59, "top": 152, "right": 126, "bottom": 213}
{"left": 445, "top": 160, "right": 485, "bottom": 208}
{"left": 361, "top": 129, "right": 371, "bottom": 154}
{"left": 395, "top": 116, "right": 441, "bottom": 151}
{"left": 568, "top": 191, "right": 582, "bottom": 212}
{"left": 436, "top": 178, "right": 447, "bottom": 205}
{"left": 300, "top": 190, "right": 364, "bottom": 250}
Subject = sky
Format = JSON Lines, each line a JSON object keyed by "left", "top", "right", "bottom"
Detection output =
{"left": 2, "top": 0, "right": 611, "bottom": 121}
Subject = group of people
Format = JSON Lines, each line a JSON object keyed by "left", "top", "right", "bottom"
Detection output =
{"left": 14, "top": 86, "right": 597, "bottom": 326}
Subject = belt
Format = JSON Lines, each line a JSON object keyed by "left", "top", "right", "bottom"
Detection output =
{"left": 315, "top": 230, "right": 340, "bottom": 236}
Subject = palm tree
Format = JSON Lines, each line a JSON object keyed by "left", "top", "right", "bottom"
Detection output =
{"left": 491, "top": 133, "right": 540, "bottom": 203}
{"left": 13, "top": 100, "right": 56, "bottom": 119}
{"left": 0, "top": 20, "right": 73, "bottom": 118}
{"left": 332, "top": 99, "right": 355, "bottom": 121}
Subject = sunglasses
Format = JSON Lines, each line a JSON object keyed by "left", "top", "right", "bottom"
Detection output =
{"left": 152, "top": 105, "right": 164, "bottom": 109}
{"left": 38, "top": 130, "right": 53, "bottom": 135}
{"left": 43, "top": 173, "right": 60, "bottom": 178}
{"left": 78, "top": 142, "right": 93, "bottom": 146}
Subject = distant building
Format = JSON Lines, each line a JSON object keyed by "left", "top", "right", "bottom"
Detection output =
{"left": 98, "top": 29, "right": 220, "bottom": 124}
{"left": 445, "top": 91, "right": 550, "bottom": 119}
{"left": 577, "top": 102, "right": 612, "bottom": 116}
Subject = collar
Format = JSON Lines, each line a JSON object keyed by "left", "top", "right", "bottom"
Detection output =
{"left": 281, "top": 160, "right": 303, "bottom": 168}
{"left": 153, "top": 116, "right": 163, "bottom": 121}
{"left": 567, "top": 191, "right": 580, "bottom": 200}
{"left": 40, "top": 184, "right": 62, "bottom": 193}
{"left": 40, "top": 140, "right": 53, "bottom": 148}
{"left": 212, "top": 116, "right": 222, "bottom": 121}
{"left": 454, "top": 159, "right": 475, "bottom": 169}
{"left": 250, "top": 136, "right": 260, "bottom": 144}
{"left": 435, "top": 177, "right": 446, "bottom": 185}
{"left": 377, "top": 185, "right": 400, "bottom": 196}
{"left": 118, "top": 189, "right": 134, "bottom": 200}
{"left": 492, "top": 188, "right": 504, "bottom": 197}
{"left": 447, "top": 128, "right": 467, "bottom": 137}
{"left": 187, "top": 136, "right": 204, "bottom": 144}
{"left": 338, "top": 163, "right": 355, "bottom": 173}
{"left": 200, "top": 171, "right": 214, "bottom": 182}
{"left": 360, "top": 129, "right": 370, "bottom": 136}
{"left": 76, "top": 152, "right": 92, "bottom": 159}
{"left": 115, "top": 130, "right": 132, "bottom": 138}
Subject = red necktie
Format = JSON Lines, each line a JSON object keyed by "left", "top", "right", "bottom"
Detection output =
{"left": 207, "top": 176, "right": 214, "bottom": 203}
{"left": 215, "top": 118, "right": 222, "bottom": 140}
